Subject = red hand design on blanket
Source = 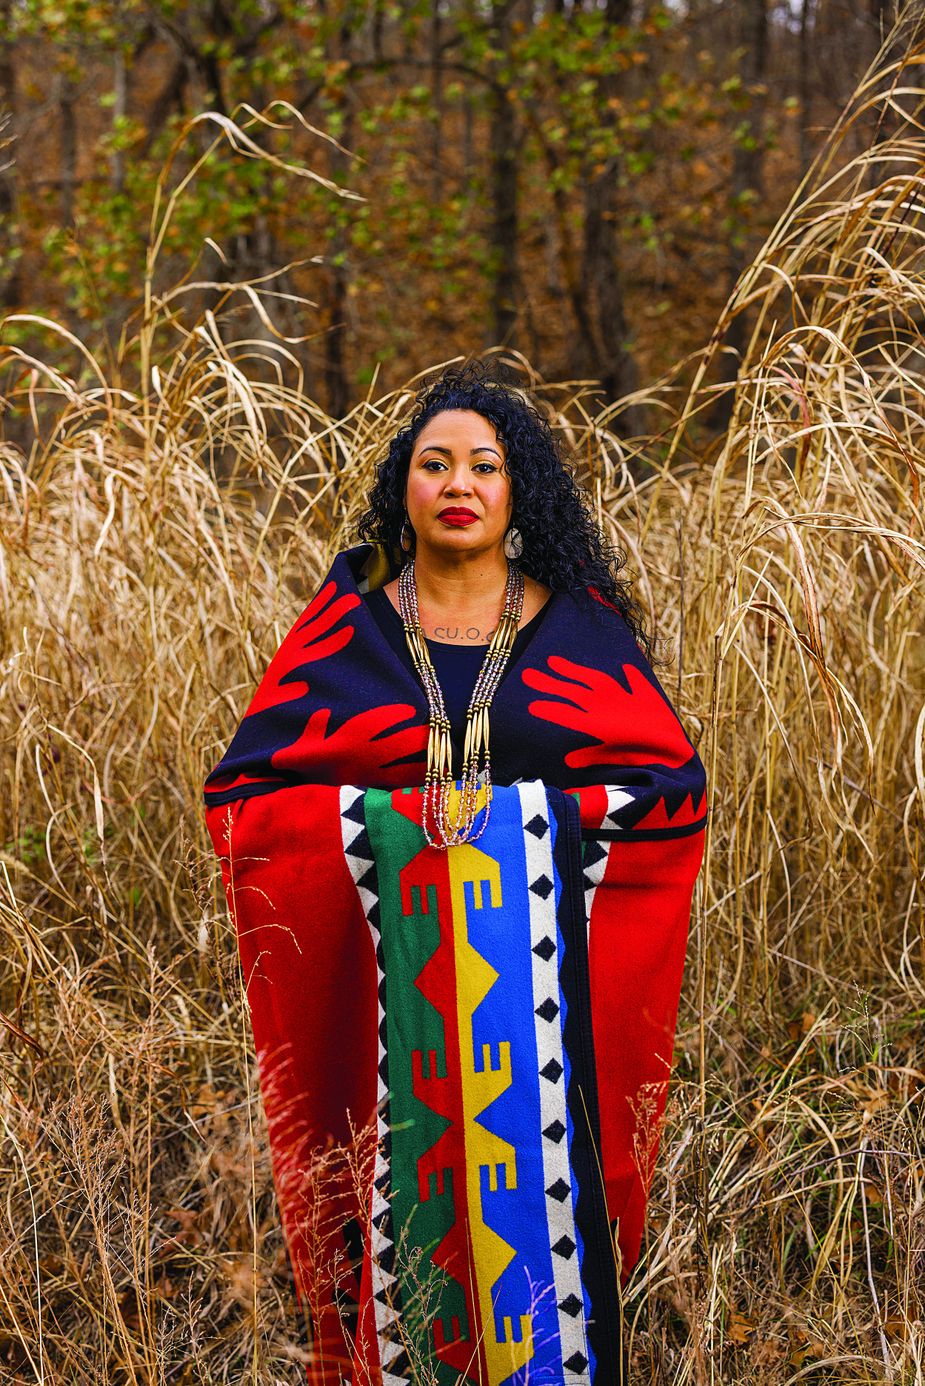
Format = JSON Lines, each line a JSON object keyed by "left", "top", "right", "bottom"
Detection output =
{"left": 272, "top": 703, "right": 428, "bottom": 783}
{"left": 522, "top": 655, "right": 692, "bottom": 769}
{"left": 244, "top": 582, "right": 360, "bottom": 717}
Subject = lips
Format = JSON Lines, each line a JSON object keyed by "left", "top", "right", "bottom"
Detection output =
{"left": 438, "top": 508, "right": 479, "bottom": 526}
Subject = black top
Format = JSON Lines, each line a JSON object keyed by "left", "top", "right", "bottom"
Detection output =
{"left": 363, "top": 584, "right": 552, "bottom": 765}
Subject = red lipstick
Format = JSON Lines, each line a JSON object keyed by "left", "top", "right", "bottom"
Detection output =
{"left": 438, "top": 507, "right": 478, "bottom": 526}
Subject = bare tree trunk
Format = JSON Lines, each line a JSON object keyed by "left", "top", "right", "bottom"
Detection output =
{"left": 140, "top": 49, "right": 189, "bottom": 158}
{"left": 463, "top": 90, "right": 475, "bottom": 192}
{"left": 487, "top": 0, "right": 519, "bottom": 348}
{"left": 864, "top": 0, "right": 907, "bottom": 187}
{"left": 575, "top": 0, "right": 639, "bottom": 426}
{"left": 324, "top": 14, "right": 355, "bottom": 420}
{"left": 430, "top": 0, "right": 444, "bottom": 201}
{"left": 110, "top": 46, "right": 127, "bottom": 194}
{"left": 0, "top": 0, "right": 19, "bottom": 309}
{"left": 58, "top": 72, "right": 78, "bottom": 228}
{"left": 371, "top": 0, "right": 384, "bottom": 62}
{"left": 798, "top": 0, "right": 812, "bottom": 173}
{"left": 580, "top": 173, "right": 637, "bottom": 410}
{"left": 708, "top": 0, "right": 768, "bottom": 430}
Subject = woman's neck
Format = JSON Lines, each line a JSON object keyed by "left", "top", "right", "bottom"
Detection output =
{"left": 410, "top": 545, "right": 509, "bottom": 617}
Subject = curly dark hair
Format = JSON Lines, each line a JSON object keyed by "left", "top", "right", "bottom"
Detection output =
{"left": 355, "top": 358, "right": 653, "bottom": 660}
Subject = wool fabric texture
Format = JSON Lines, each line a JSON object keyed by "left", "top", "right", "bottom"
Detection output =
{"left": 203, "top": 542, "right": 708, "bottom": 1385}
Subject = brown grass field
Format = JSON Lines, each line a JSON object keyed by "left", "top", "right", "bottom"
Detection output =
{"left": 0, "top": 22, "right": 923, "bottom": 1386}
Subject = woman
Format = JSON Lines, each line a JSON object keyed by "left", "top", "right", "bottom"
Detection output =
{"left": 203, "top": 361, "right": 708, "bottom": 1386}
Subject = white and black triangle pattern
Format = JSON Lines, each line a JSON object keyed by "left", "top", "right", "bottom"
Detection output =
{"left": 580, "top": 835, "right": 610, "bottom": 944}
{"left": 601, "top": 785, "right": 637, "bottom": 831}
{"left": 339, "top": 786, "right": 405, "bottom": 1381}
{"left": 581, "top": 787, "right": 635, "bottom": 940}
{"left": 519, "top": 782, "right": 594, "bottom": 1384}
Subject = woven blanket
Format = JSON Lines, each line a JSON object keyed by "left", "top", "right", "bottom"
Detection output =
{"left": 203, "top": 543, "right": 708, "bottom": 1384}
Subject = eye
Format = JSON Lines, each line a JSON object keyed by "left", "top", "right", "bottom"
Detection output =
{"left": 474, "top": 462, "right": 498, "bottom": 473}
{"left": 421, "top": 458, "right": 446, "bottom": 470}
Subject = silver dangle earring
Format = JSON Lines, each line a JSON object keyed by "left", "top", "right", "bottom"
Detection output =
{"left": 400, "top": 511, "right": 414, "bottom": 553}
{"left": 503, "top": 524, "right": 523, "bottom": 560}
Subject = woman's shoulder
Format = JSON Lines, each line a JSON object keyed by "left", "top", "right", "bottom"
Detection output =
{"left": 555, "top": 580, "right": 643, "bottom": 649}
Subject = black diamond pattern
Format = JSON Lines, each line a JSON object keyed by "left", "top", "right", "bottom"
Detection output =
{"left": 524, "top": 813, "right": 549, "bottom": 838}
{"left": 564, "top": 1350, "right": 589, "bottom": 1371}
{"left": 532, "top": 935, "right": 556, "bottom": 962}
{"left": 529, "top": 873, "right": 554, "bottom": 899}
{"left": 540, "top": 1057, "right": 564, "bottom": 1083}
{"left": 558, "top": 1293, "right": 583, "bottom": 1318}
{"left": 552, "top": 1234, "right": 576, "bottom": 1258}
{"left": 543, "top": 1118, "right": 566, "bottom": 1143}
{"left": 535, "top": 996, "right": 559, "bottom": 1022}
{"left": 546, "top": 1177, "right": 570, "bottom": 1202}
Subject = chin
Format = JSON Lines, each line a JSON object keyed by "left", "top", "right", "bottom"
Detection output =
{"left": 430, "top": 535, "right": 502, "bottom": 559}
{"left": 426, "top": 526, "right": 486, "bottom": 545}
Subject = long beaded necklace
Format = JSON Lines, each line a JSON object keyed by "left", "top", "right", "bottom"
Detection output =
{"left": 398, "top": 556, "right": 525, "bottom": 848}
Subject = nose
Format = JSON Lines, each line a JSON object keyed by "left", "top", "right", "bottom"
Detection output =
{"left": 444, "top": 463, "right": 473, "bottom": 496}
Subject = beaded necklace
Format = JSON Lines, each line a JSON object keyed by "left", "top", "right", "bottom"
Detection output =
{"left": 397, "top": 556, "right": 525, "bottom": 848}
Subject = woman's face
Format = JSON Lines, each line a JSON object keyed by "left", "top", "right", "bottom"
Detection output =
{"left": 404, "top": 409, "right": 513, "bottom": 560}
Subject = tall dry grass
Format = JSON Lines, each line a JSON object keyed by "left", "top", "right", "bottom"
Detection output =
{"left": 1, "top": 16, "right": 924, "bottom": 1386}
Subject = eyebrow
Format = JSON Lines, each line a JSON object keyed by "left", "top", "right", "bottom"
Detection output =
{"left": 417, "top": 444, "right": 503, "bottom": 458}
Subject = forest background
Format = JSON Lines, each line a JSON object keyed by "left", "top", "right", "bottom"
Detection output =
{"left": 0, "top": 0, "right": 907, "bottom": 418}
{"left": 1, "top": 0, "right": 924, "bottom": 1384}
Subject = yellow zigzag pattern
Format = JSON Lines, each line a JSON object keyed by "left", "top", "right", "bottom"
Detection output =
{"left": 448, "top": 840, "right": 534, "bottom": 1384}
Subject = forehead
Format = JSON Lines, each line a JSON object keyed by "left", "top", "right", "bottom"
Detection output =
{"left": 414, "top": 409, "right": 504, "bottom": 450}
